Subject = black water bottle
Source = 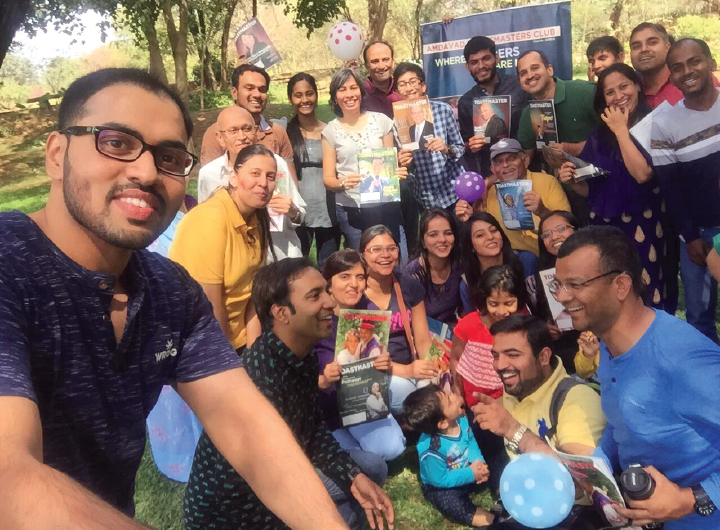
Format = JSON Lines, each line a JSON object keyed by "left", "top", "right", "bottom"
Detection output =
{"left": 620, "top": 464, "right": 664, "bottom": 529}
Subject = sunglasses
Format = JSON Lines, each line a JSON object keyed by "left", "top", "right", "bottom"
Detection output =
{"left": 60, "top": 126, "right": 197, "bottom": 177}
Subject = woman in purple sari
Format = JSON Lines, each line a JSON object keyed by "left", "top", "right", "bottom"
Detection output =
{"left": 559, "top": 63, "right": 667, "bottom": 308}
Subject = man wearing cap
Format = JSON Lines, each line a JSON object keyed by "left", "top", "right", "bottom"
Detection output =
{"left": 456, "top": 139, "right": 570, "bottom": 258}
{"left": 359, "top": 323, "right": 382, "bottom": 359}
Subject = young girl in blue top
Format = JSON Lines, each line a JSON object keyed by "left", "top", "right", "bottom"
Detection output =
{"left": 400, "top": 384, "right": 496, "bottom": 527}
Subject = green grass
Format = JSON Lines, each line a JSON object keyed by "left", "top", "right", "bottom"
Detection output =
{"left": 133, "top": 442, "right": 490, "bottom": 530}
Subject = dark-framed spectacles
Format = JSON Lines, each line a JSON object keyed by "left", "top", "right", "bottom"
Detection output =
{"left": 396, "top": 77, "right": 422, "bottom": 90}
{"left": 548, "top": 269, "right": 625, "bottom": 297}
{"left": 59, "top": 126, "right": 198, "bottom": 177}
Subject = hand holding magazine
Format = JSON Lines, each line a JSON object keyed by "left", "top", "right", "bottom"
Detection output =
{"left": 357, "top": 148, "right": 401, "bottom": 206}
{"left": 495, "top": 180, "right": 534, "bottom": 230}
{"left": 393, "top": 97, "right": 434, "bottom": 151}
{"left": 427, "top": 318, "right": 454, "bottom": 393}
{"left": 334, "top": 309, "right": 392, "bottom": 426}
{"left": 551, "top": 447, "right": 641, "bottom": 528}
{"left": 541, "top": 145, "right": 609, "bottom": 182}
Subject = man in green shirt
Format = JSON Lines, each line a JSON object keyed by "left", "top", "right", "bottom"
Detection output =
{"left": 515, "top": 50, "right": 598, "bottom": 223}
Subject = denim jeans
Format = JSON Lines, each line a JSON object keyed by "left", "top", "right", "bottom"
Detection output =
{"left": 388, "top": 375, "right": 419, "bottom": 413}
{"left": 680, "top": 227, "right": 720, "bottom": 343}
{"left": 332, "top": 415, "right": 406, "bottom": 461}
{"left": 296, "top": 226, "right": 341, "bottom": 269}
{"left": 335, "top": 203, "right": 406, "bottom": 259}
{"left": 315, "top": 450, "right": 388, "bottom": 530}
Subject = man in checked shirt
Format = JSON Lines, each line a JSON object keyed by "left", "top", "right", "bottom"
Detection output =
{"left": 394, "top": 62, "right": 466, "bottom": 215}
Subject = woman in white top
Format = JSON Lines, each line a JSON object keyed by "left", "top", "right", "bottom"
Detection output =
{"left": 322, "top": 68, "right": 406, "bottom": 251}
{"left": 365, "top": 382, "right": 388, "bottom": 420}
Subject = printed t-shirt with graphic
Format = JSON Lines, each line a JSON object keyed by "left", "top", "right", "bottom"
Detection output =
{"left": 0, "top": 211, "right": 242, "bottom": 515}
{"left": 418, "top": 415, "right": 485, "bottom": 488}
{"left": 454, "top": 311, "right": 503, "bottom": 406}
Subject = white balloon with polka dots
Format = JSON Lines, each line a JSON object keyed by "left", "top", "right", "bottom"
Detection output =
{"left": 326, "top": 22, "right": 365, "bottom": 61}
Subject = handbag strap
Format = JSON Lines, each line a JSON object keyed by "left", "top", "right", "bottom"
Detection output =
{"left": 392, "top": 274, "right": 418, "bottom": 360}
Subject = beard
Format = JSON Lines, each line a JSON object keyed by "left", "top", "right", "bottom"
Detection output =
{"left": 62, "top": 154, "right": 171, "bottom": 250}
{"left": 476, "top": 64, "right": 498, "bottom": 84}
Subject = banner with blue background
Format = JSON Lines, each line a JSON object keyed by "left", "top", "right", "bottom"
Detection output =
{"left": 421, "top": 1, "right": 572, "bottom": 98}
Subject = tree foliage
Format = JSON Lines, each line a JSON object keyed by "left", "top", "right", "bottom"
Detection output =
{"left": 278, "top": 0, "right": 347, "bottom": 36}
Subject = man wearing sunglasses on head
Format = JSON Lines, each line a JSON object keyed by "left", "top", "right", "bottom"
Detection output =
{"left": 0, "top": 68, "right": 351, "bottom": 530}
{"left": 554, "top": 226, "right": 720, "bottom": 530}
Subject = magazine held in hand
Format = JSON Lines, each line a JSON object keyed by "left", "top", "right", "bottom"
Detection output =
{"left": 357, "top": 147, "right": 401, "bottom": 206}
{"left": 495, "top": 180, "right": 534, "bottom": 230}
{"left": 528, "top": 100, "right": 558, "bottom": 149}
{"left": 234, "top": 17, "right": 282, "bottom": 69}
{"left": 334, "top": 309, "right": 391, "bottom": 427}
{"left": 473, "top": 96, "right": 511, "bottom": 143}
{"left": 268, "top": 167, "right": 289, "bottom": 232}
{"left": 393, "top": 97, "right": 434, "bottom": 150}
{"left": 539, "top": 268, "right": 574, "bottom": 331}
{"left": 427, "top": 318, "right": 454, "bottom": 393}
{"left": 541, "top": 145, "right": 609, "bottom": 182}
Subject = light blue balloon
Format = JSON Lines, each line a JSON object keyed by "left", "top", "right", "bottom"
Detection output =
{"left": 500, "top": 453, "right": 575, "bottom": 528}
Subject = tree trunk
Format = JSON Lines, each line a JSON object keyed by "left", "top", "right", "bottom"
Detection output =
{"left": 200, "top": 46, "right": 205, "bottom": 111}
{"left": 162, "top": 0, "right": 189, "bottom": 101}
{"left": 143, "top": 20, "right": 168, "bottom": 84}
{"left": 367, "top": 0, "right": 389, "bottom": 42}
{"left": 220, "top": 1, "right": 237, "bottom": 88}
{"left": 195, "top": 10, "right": 216, "bottom": 91}
{"left": 413, "top": 0, "right": 424, "bottom": 60}
{"left": 204, "top": 49, "right": 217, "bottom": 90}
{"left": 609, "top": 0, "right": 624, "bottom": 37}
{"left": 0, "top": 0, "right": 32, "bottom": 70}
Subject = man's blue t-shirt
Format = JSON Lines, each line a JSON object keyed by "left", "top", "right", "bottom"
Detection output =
{"left": 0, "top": 212, "right": 242, "bottom": 514}
{"left": 594, "top": 310, "right": 720, "bottom": 529}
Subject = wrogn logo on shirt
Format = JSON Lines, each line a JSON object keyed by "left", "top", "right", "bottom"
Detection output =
{"left": 155, "top": 340, "right": 178, "bottom": 362}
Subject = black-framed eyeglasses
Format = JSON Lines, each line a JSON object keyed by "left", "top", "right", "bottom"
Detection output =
{"left": 548, "top": 269, "right": 625, "bottom": 297}
{"left": 59, "top": 126, "right": 198, "bottom": 177}
{"left": 396, "top": 77, "right": 422, "bottom": 90}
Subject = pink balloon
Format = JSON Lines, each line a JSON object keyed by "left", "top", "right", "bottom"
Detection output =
{"left": 454, "top": 171, "right": 485, "bottom": 202}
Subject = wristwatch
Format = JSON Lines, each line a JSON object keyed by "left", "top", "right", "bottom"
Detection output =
{"left": 347, "top": 466, "right": 363, "bottom": 483}
{"left": 692, "top": 484, "right": 717, "bottom": 516}
{"left": 506, "top": 424, "right": 528, "bottom": 455}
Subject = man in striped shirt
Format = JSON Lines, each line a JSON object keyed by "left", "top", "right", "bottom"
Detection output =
{"left": 649, "top": 38, "right": 720, "bottom": 343}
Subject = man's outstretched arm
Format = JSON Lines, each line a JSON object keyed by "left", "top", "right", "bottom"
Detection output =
{"left": 178, "top": 368, "right": 349, "bottom": 530}
{"left": 0, "top": 396, "right": 149, "bottom": 530}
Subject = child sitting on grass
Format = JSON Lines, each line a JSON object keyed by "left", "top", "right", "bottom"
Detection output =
{"left": 400, "top": 384, "right": 496, "bottom": 527}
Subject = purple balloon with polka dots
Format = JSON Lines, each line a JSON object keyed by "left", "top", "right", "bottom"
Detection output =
{"left": 454, "top": 171, "right": 485, "bottom": 202}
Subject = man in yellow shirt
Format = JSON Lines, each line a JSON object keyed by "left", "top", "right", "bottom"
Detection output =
{"left": 471, "top": 314, "right": 605, "bottom": 459}
{"left": 457, "top": 139, "right": 571, "bottom": 258}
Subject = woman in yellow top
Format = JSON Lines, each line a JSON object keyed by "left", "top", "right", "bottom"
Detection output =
{"left": 171, "top": 144, "right": 276, "bottom": 352}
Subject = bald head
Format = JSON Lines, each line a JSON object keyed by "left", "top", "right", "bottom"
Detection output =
{"left": 216, "top": 106, "right": 257, "bottom": 160}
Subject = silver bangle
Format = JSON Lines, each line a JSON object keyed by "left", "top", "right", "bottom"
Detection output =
{"left": 506, "top": 424, "right": 528, "bottom": 455}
